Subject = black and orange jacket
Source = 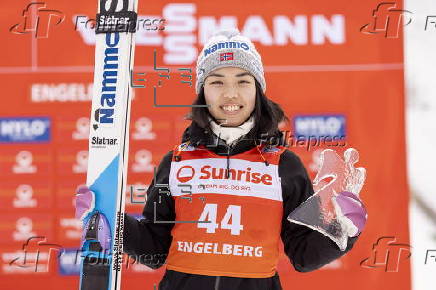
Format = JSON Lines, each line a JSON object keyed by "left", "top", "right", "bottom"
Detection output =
{"left": 123, "top": 121, "right": 360, "bottom": 290}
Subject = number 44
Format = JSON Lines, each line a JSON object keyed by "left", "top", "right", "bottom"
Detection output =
{"left": 197, "top": 203, "right": 244, "bottom": 235}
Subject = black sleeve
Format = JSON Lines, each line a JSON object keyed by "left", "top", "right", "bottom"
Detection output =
{"left": 279, "top": 150, "right": 360, "bottom": 272}
{"left": 123, "top": 150, "right": 175, "bottom": 269}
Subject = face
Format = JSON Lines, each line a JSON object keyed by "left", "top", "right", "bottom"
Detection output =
{"left": 204, "top": 67, "right": 256, "bottom": 127}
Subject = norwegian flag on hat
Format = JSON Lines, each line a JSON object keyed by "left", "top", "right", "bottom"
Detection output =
{"left": 220, "top": 52, "right": 234, "bottom": 61}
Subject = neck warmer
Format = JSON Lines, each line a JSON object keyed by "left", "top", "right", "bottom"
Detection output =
{"left": 209, "top": 116, "right": 255, "bottom": 146}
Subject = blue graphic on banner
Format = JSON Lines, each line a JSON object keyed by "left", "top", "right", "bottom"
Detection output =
{"left": 58, "top": 248, "right": 81, "bottom": 276}
{"left": 0, "top": 117, "right": 51, "bottom": 143}
{"left": 293, "top": 114, "right": 346, "bottom": 138}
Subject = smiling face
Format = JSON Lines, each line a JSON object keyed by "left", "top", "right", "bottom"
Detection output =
{"left": 203, "top": 67, "right": 256, "bottom": 127}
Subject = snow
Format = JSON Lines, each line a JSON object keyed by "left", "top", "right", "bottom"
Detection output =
{"left": 405, "top": 0, "right": 436, "bottom": 289}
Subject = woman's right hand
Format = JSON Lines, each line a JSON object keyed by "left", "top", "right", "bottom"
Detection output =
{"left": 75, "top": 185, "right": 112, "bottom": 250}
{"left": 75, "top": 185, "right": 95, "bottom": 221}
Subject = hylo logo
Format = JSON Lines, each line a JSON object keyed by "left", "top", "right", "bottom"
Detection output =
{"left": 0, "top": 117, "right": 50, "bottom": 143}
{"left": 294, "top": 115, "right": 346, "bottom": 138}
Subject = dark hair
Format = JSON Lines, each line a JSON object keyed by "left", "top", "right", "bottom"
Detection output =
{"left": 185, "top": 79, "right": 288, "bottom": 140}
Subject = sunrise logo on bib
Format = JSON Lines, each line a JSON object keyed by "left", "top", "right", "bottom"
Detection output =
{"left": 176, "top": 165, "right": 195, "bottom": 183}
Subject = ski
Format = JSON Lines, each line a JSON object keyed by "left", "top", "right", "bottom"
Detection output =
{"left": 80, "top": 0, "right": 138, "bottom": 289}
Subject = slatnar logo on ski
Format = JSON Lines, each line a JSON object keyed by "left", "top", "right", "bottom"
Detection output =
{"left": 96, "top": 0, "right": 137, "bottom": 33}
{"left": 91, "top": 136, "right": 118, "bottom": 145}
{"left": 93, "top": 32, "right": 120, "bottom": 130}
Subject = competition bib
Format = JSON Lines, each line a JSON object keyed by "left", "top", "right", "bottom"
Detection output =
{"left": 165, "top": 144, "right": 286, "bottom": 278}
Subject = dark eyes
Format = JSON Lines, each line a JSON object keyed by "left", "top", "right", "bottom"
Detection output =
{"left": 209, "top": 80, "right": 251, "bottom": 85}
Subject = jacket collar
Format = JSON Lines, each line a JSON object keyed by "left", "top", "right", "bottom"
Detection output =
{"left": 180, "top": 121, "right": 281, "bottom": 156}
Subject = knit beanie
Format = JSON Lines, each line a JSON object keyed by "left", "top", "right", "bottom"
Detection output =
{"left": 195, "top": 28, "right": 266, "bottom": 94}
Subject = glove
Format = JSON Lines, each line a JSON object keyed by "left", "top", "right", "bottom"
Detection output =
{"left": 75, "top": 185, "right": 111, "bottom": 250}
{"left": 333, "top": 191, "right": 368, "bottom": 237}
{"left": 75, "top": 185, "right": 95, "bottom": 221}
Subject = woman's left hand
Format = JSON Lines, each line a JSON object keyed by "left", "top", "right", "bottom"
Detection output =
{"left": 333, "top": 191, "right": 368, "bottom": 237}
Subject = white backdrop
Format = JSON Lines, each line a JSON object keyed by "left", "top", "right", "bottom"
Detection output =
{"left": 405, "top": 0, "right": 436, "bottom": 289}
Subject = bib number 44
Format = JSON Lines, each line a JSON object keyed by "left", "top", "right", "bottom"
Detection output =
{"left": 197, "top": 203, "right": 243, "bottom": 235}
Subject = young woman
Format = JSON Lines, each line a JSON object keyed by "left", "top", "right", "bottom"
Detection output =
{"left": 76, "top": 29, "right": 367, "bottom": 290}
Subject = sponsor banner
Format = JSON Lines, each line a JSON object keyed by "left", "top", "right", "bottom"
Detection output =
{"left": 130, "top": 115, "right": 172, "bottom": 143}
{"left": 56, "top": 146, "right": 89, "bottom": 176}
{"left": 0, "top": 214, "right": 54, "bottom": 244}
{"left": 31, "top": 83, "right": 94, "bottom": 103}
{"left": 293, "top": 114, "right": 346, "bottom": 139}
{"left": 0, "top": 117, "right": 51, "bottom": 143}
{"left": 56, "top": 214, "right": 82, "bottom": 246}
{"left": 169, "top": 158, "right": 282, "bottom": 201}
{"left": 0, "top": 180, "right": 53, "bottom": 210}
{"left": 56, "top": 114, "right": 172, "bottom": 144}
{"left": 56, "top": 115, "right": 90, "bottom": 143}
{"left": 0, "top": 243, "right": 60, "bottom": 275}
{"left": 0, "top": 147, "right": 53, "bottom": 177}
{"left": 57, "top": 247, "right": 166, "bottom": 276}
{"left": 128, "top": 145, "right": 167, "bottom": 174}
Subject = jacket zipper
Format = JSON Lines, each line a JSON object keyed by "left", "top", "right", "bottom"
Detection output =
{"left": 214, "top": 276, "right": 221, "bottom": 290}
{"left": 225, "top": 144, "right": 233, "bottom": 179}
{"left": 226, "top": 154, "right": 230, "bottom": 179}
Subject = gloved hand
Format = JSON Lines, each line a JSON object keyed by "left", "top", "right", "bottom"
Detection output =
{"left": 333, "top": 191, "right": 368, "bottom": 237}
{"left": 75, "top": 185, "right": 111, "bottom": 250}
{"left": 75, "top": 185, "right": 95, "bottom": 221}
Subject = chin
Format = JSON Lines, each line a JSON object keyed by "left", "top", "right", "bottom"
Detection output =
{"left": 222, "top": 118, "right": 245, "bottom": 127}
